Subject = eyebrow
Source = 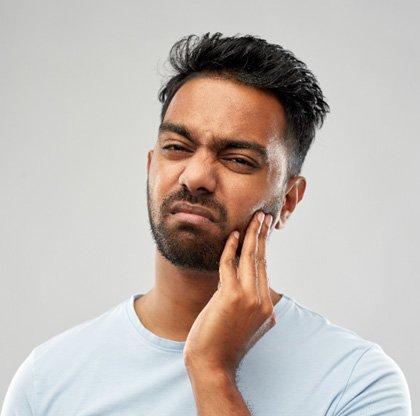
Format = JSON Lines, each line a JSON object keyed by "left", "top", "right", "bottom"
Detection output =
{"left": 159, "top": 122, "right": 269, "bottom": 161}
{"left": 159, "top": 122, "right": 193, "bottom": 142}
{"left": 214, "top": 139, "right": 268, "bottom": 162}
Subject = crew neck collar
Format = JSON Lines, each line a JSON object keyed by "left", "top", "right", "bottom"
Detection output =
{"left": 126, "top": 293, "right": 291, "bottom": 353}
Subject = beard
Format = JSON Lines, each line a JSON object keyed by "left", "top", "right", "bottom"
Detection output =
{"left": 147, "top": 183, "right": 231, "bottom": 272}
{"left": 147, "top": 181, "right": 282, "bottom": 272}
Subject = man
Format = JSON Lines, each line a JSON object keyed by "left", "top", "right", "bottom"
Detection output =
{"left": 2, "top": 33, "right": 411, "bottom": 415}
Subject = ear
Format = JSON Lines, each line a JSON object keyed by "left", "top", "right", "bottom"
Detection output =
{"left": 274, "top": 176, "right": 306, "bottom": 230}
{"left": 147, "top": 150, "right": 154, "bottom": 174}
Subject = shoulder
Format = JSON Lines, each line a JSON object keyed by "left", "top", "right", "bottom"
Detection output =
{"left": 34, "top": 297, "right": 129, "bottom": 360}
{"left": 333, "top": 343, "right": 412, "bottom": 415}
{"left": 1, "top": 296, "right": 133, "bottom": 415}
{"left": 1, "top": 352, "right": 36, "bottom": 415}
{"left": 27, "top": 296, "right": 137, "bottom": 383}
{"left": 273, "top": 295, "right": 376, "bottom": 354}
{"left": 275, "top": 295, "right": 412, "bottom": 414}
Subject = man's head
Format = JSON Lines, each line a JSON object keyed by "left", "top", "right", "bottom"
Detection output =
{"left": 147, "top": 33, "right": 329, "bottom": 272}
{"left": 159, "top": 33, "right": 329, "bottom": 179}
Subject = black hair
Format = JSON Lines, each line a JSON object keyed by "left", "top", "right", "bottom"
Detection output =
{"left": 159, "top": 33, "right": 329, "bottom": 178}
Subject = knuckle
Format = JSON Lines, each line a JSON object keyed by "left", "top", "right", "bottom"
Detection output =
{"left": 257, "top": 257, "right": 267, "bottom": 267}
{"left": 260, "top": 304, "right": 274, "bottom": 318}
{"left": 242, "top": 250, "right": 256, "bottom": 260}
{"left": 220, "top": 257, "right": 236, "bottom": 269}
{"left": 228, "top": 289, "right": 242, "bottom": 305}
{"left": 246, "top": 296, "right": 260, "bottom": 310}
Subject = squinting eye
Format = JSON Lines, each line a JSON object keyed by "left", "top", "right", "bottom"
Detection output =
{"left": 226, "top": 157, "right": 257, "bottom": 168}
{"left": 162, "top": 144, "right": 188, "bottom": 152}
{"left": 232, "top": 158, "right": 250, "bottom": 165}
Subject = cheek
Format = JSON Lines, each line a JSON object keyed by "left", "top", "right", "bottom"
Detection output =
{"left": 147, "top": 170, "right": 158, "bottom": 204}
{"left": 148, "top": 160, "right": 175, "bottom": 197}
{"left": 225, "top": 191, "right": 263, "bottom": 230}
{"left": 147, "top": 165, "right": 167, "bottom": 214}
{"left": 225, "top": 180, "right": 282, "bottom": 230}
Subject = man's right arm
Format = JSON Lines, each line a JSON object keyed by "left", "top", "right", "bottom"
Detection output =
{"left": 1, "top": 352, "right": 36, "bottom": 416}
{"left": 184, "top": 212, "right": 275, "bottom": 416}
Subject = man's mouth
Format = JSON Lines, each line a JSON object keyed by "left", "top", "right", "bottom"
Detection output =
{"left": 170, "top": 202, "right": 217, "bottom": 224}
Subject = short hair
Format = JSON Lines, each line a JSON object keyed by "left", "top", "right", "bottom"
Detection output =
{"left": 159, "top": 33, "right": 329, "bottom": 178}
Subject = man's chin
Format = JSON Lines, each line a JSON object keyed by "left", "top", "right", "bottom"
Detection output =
{"left": 158, "top": 246, "right": 222, "bottom": 272}
{"left": 155, "top": 231, "right": 227, "bottom": 272}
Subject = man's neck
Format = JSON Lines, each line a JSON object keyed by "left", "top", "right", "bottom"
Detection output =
{"left": 134, "top": 251, "right": 281, "bottom": 342}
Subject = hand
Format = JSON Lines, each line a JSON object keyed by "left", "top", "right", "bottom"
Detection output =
{"left": 184, "top": 211, "right": 276, "bottom": 378}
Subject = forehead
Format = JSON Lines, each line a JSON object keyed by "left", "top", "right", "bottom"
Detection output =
{"left": 163, "top": 76, "right": 287, "bottom": 149}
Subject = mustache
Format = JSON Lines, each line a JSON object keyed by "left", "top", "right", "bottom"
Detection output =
{"left": 160, "top": 188, "right": 228, "bottom": 224}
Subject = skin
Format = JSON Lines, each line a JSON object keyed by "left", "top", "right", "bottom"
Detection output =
{"left": 135, "top": 76, "right": 306, "bottom": 415}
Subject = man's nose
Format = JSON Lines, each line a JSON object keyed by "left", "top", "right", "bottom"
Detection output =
{"left": 178, "top": 151, "right": 217, "bottom": 195}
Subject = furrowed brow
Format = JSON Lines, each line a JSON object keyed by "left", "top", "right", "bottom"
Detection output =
{"left": 159, "top": 122, "right": 194, "bottom": 143}
{"left": 158, "top": 124, "right": 269, "bottom": 161}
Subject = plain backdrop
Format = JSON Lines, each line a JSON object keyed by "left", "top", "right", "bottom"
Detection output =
{"left": 1, "top": 0, "right": 419, "bottom": 411}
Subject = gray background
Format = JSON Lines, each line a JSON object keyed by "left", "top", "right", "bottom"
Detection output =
{"left": 1, "top": 0, "right": 419, "bottom": 411}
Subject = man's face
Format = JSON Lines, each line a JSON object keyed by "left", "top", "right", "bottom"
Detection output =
{"left": 147, "top": 76, "right": 289, "bottom": 271}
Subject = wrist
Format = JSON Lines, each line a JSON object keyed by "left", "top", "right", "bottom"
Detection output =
{"left": 186, "top": 363, "right": 250, "bottom": 415}
{"left": 188, "top": 363, "right": 235, "bottom": 382}
{"left": 184, "top": 354, "right": 237, "bottom": 381}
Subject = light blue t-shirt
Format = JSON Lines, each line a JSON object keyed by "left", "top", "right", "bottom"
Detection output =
{"left": 1, "top": 294, "right": 411, "bottom": 415}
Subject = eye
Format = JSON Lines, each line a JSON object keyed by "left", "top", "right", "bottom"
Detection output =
{"left": 221, "top": 156, "right": 259, "bottom": 172}
{"left": 227, "top": 157, "right": 256, "bottom": 167}
{"left": 162, "top": 144, "right": 189, "bottom": 152}
{"left": 161, "top": 142, "right": 194, "bottom": 160}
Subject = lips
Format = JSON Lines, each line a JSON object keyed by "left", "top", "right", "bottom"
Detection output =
{"left": 170, "top": 202, "right": 217, "bottom": 222}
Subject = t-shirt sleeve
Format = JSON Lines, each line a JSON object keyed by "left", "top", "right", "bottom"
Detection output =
{"left": 1, "top": 352, "right": 36, "bottom": 416}
{"left": 334, "top": 344, "right": 412, "bottom": 416}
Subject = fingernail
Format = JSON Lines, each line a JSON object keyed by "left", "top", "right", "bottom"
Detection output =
{"left": 257, "top": 212, "right": 265, "bottom": 223}
{"left": 233, "top": 231, "right": 240, "bottom": 239}
{"left": 265, "top": 215, "right": 273, "bottom": 227}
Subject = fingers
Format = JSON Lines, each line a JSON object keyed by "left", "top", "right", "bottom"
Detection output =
{"left": 239, "top": 212, "right": 265, "bottom": 295}
{"left": 219, "top": 211, "right": 272, "bottom": 305}
{"left": 219, "top": 230, "right": 240, "bottom": 290}
{"left": 257, "top": 214, "right": 273, "bottom": 307}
